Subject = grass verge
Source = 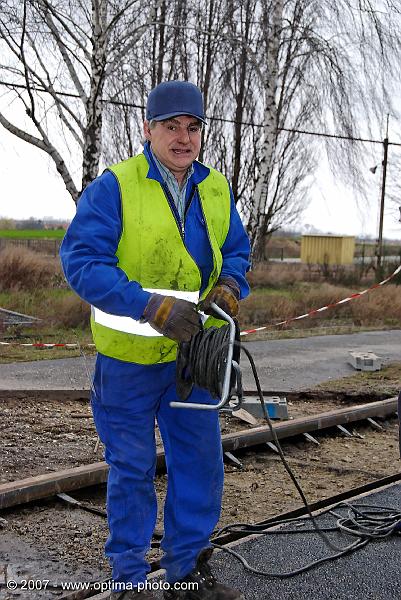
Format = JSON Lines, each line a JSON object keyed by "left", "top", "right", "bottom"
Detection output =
{"left": 1, "top": 247, "right": 401, "bottom": 363}
{"left": 0, "top": 328, "right": 95, "bottom": 364}
{"left": 0, "top": 229, "right": 65, "bottom": 239}
{"left": 240, "top": 322, "right": 399, "bottom": 342}
{"left": 315, "top": 362, "right": 401, "bottom": 397}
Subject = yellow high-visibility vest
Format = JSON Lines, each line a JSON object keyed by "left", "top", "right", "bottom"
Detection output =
{"left": 91, "top": 153, "right": 231, "bottom": 364}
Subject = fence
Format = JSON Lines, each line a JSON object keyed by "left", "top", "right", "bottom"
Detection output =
{"left": 0, "top": 238, "right": 62, "bottom": 256}
{"left": 267, "top": 246, "right": 401, "bottom": 263}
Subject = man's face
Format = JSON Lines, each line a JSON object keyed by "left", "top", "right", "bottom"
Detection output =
{"left": 144, "top": 115, "right": 202, "bottom": 180}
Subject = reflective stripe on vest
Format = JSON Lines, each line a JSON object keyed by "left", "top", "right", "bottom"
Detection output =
{"left": 90, "top": 153, "right": 231, "bottom": 365}
{"left": 92, "top": 289, "right": 199, "bottom": 337}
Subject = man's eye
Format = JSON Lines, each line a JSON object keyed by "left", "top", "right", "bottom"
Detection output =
{"left": 167, "top": 125, "right": 176, "bottom": 131}
{"left": 189, "top": 126, "right": 200, "bottom": 133}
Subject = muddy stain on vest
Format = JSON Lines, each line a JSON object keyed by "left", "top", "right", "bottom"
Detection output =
{"left": 170, "top": 258, "right": 185, "bottom": 290}
{"left": 148, "top": 238, "right": 177, "bottom": 283}
{"left": 150, "top": 241, "right": 191, "bottom": 292}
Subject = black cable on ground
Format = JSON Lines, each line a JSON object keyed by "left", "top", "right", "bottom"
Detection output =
{"left": 177, "top": 325, "right": 401, "bottom": 578}
{"left": 212, "top": 501, "right": 401, "bottom": 578}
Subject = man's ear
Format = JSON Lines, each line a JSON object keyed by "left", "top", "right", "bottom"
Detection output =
{"left": 143, "top": 120, "right": 151, "bottom": 141}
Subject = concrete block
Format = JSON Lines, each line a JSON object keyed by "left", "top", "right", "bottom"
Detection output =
{"left": 240, "top": 396, "right": 288, "bottom": 420}
{"left": 348, "top": 351, "right": 382, "bottom": 371}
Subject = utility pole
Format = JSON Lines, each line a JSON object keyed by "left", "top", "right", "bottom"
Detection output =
{"left": 376, "top": 115, "right": 389, "bottom": 281}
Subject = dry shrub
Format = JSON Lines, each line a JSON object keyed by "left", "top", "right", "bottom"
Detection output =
{"left": 248, "top": 261, "right": 388, "bottom": 289}
{"left": 239, "top": 293, "right": 294, "bottom": 328}
{"left": 248, "top": 263, "right": 306, "bottom": 288}
{"left": 296, "top": 283, "right": 354, "bottom": 313}
{"left": 240, "top": 281, "right": 401, "bottom": 330}
{"left": 0, "top": 247, "right": 61, "bottom": 291}
{"left": 265, "top": 237, "right": 300, "bottom": 258}
{"left": 350, "top": 285, "right": 401, "bottom": 326}
{"left": 51, "top": 294, "right": 91, "bottom": 328}
{"left": 0, "top": 289, "right": 90, "bottom": 329}
{"left": 298, "top": 283, "right": 401, "bottom": 326}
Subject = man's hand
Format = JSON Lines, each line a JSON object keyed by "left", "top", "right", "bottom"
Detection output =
{"left": 141, "top": 294, "right": 202, "bottom": 342}
{"left": 199, "top": 276, "right": 240, "bottom": 318}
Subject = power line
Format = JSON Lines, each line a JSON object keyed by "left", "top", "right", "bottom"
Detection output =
{"left": 1, "top": 79, "right": 401, "bottom": 147}
{"left": 0, "top": 80, "right": 78, "bottom": 98}
{"left": 279, "top": 127, "right": 393, "bottom": 146}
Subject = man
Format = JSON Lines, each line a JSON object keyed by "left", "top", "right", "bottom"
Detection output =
{"left": 60, "top": 80, "right": 250, "bottom": 600}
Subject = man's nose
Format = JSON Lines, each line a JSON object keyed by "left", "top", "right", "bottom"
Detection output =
{"left": 177, "top": 127, "right": 191, "bottom": 143}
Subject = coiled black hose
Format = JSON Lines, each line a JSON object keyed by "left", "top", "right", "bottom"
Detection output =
{"left": 176, "top": 323, "right": 240, "bottom": 401}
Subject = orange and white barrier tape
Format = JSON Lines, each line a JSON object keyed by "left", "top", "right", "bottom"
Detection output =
{"left": 240, "top": 264, "right": 401, "bottom": 336}
{"left": 1, "top": 265, "right": 400, "bottom": 346}
{"left": 0, "top": 341, "right": 95, "bottom": 348}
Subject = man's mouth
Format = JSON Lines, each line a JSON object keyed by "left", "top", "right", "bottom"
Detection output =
{"left": 172, "top": 149, "right": 191, "bottom": 154}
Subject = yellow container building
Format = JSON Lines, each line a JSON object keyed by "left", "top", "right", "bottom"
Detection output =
{"left": 301, "top": 235, "right": 355, "bottom": 265}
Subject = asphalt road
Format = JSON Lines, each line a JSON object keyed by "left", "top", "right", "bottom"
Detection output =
{"left": 240, "top": 329, "right": 401, "bottom": 390}
{"left": 194, "top": 483, "right": 401, "bottom": 600}
{"left": 0, "top": 329, "right": 400, "bottom": 391}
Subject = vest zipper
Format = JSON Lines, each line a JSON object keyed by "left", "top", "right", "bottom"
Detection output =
{"left": 196, "top": 184, "right": 218, "bottom": 300}
{"left": 161, "top": 182, "right": 184, "bottom": 240}
{"left": 160, "top": 182, "right": 202, "bottom": 289}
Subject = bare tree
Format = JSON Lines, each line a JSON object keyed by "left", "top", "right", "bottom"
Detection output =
{"left": 246, "top": 0, "right": 401, "bottom": 261}
{"left": 0, "top": 0, "right": 161, "bottom": 203}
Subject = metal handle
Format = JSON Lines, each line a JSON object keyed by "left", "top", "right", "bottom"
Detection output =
{"left": 169, "top": 302, "right": 236, "bottom": 410}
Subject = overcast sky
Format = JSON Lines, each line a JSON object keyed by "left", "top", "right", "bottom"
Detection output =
{"left": 1, "top": 107, "right": 400, "bottom": 240}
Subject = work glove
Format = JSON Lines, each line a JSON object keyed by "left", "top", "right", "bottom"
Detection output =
{"left": 140, "top": 293, "right": 202, "bottom": 342}
{"left": 199, "top": 276, "right": 240, "bottom": 318}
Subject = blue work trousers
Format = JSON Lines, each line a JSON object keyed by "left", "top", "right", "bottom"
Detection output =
{"left": 91, "top": 353, "right": 224, "bottom": 586}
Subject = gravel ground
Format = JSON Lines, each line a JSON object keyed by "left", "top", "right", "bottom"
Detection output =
{"left": 0, "top": 394, "right": 378, "bottom": 484}
{"left": 1, "top": 332, "right": 400, "bottom": 598}
{"left": 0, "top": 393, "right": 400, "bottom": 599}
{"left": 0, "top": 396, "right": 98, "bottom": 483}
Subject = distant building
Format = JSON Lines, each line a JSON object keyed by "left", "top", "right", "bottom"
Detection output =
{"left": 301, "top": 235, "right": 355, "bottom": 265}
{"left": 43, "top": 220, "right": 70, "bottom": 230}
{"left": 15, "top": 218, "right": 44, "bottom": 230}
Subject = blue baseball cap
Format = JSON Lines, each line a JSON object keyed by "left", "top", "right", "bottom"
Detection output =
{"left": 146, "top": 81, "right": 206, "bottom": 124}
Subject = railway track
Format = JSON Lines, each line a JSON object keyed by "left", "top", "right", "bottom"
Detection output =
{"left": 0, "top": 397, "right": 399, "bottom": 599}
{"left": 0, "top": 397, "right": 397, "bottom": 511}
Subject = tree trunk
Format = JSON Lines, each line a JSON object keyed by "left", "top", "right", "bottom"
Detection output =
{"left": 157, "top": 0, "right": 166, "bottom": 84}
{"left": 231, "top": 0, "right": 252, "bottom": 202}
{"left": 81, "top": 0, "right": 108, "bottom": 195}
{"left": 247, "top": 0, "right": 283, "bottom": 261}
{"left": 198, "top": 0, "right": 216, "bottom": 163}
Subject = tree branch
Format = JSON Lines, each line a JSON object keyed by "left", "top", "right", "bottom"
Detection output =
{"left": 35, "top": 0, "right": 88, "bottom": 103}
{"left": 105, "top": 0, "right": 142, "bottom": 36}
{"left": 0, "top": 110, "right": 79, "bottom": 201}
{"left": 29, "top": 0, "right": 91, "bottom": 59}
{"left": 26, "top": 30, "right": 85, "bottom": 134}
